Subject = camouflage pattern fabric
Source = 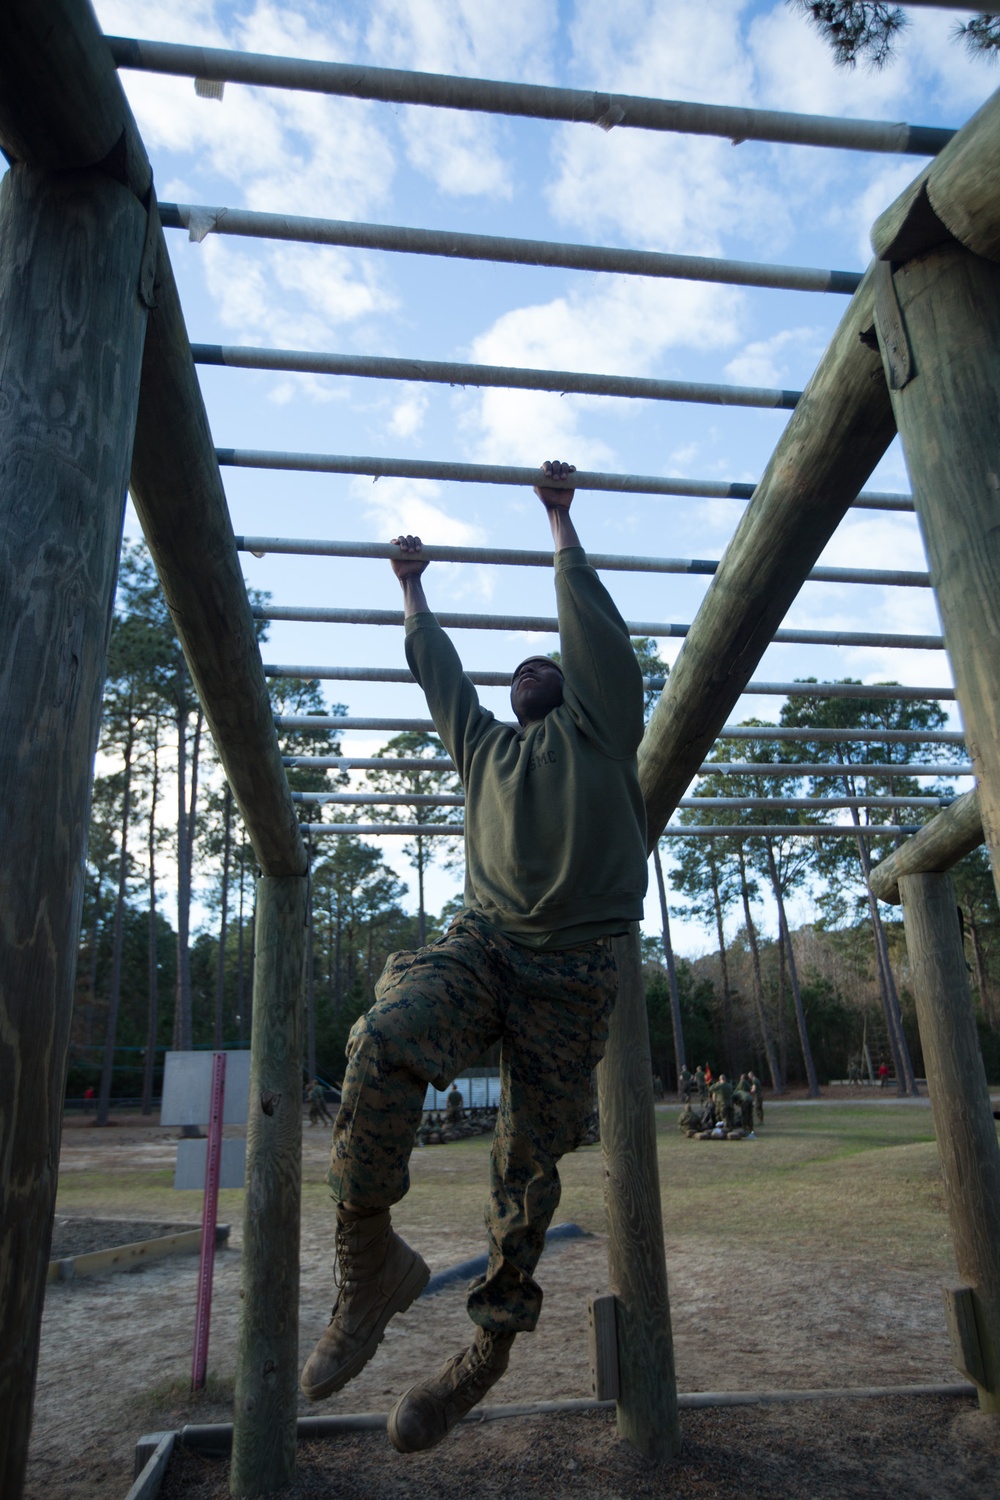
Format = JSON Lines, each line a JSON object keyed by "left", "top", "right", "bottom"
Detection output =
{"left": 327, "top": 908, "right": 618, "bottom": 1333}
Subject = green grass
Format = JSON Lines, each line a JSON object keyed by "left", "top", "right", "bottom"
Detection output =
{"left": 58, "top": 1103, "right": 963, "bottom": 1277}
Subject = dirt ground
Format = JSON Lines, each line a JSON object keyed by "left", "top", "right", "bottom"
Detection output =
{"left": 25, "top": 1102, "right": 1000, "bottom": 1499}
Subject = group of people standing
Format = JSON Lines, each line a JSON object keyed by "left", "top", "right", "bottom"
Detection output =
{"left": 678, "top": 1064, "right": 764, "bottom": 1134}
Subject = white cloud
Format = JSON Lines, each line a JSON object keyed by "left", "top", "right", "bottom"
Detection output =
{"left": 362, "top": 0, "right": 557, "bottom": 198}
{"left": 199, "top": 238, "right": 395, "bottom": 355}
{"left": 565, "top": 0, "right": 755, "bottom": 103}
{"left": 356, "top": 476, "right": 484, "bottom": 548}
{"left": 98, "top": 1, "right": 397, "bottom": 222}
{"left": 389, "top": 391, "right": 429, "bottom": 438}
{"left": 396, "top": 108, "right": 514, "bottom": 198}
{"left": 723, "top": 326, "right": 823, "bottom": 388}
{"left": 464, "top": 275, "right": 744, "bottom": 464}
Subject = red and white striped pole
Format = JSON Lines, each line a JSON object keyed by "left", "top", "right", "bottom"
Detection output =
{"left": 192, "top": 1051, "right": 226, "bottom": 1390}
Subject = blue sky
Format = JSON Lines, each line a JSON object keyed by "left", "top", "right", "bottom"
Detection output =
{"left": 89, "top": 0, "right": 995, "bottom": 953}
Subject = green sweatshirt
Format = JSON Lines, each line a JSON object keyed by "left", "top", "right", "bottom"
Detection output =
{"left": 404, "top": 545, "right": 647, "bottom": 948}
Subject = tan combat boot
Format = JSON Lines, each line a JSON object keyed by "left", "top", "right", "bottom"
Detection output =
{"left": 387, "top": 1328, "right": 516, "bottom": 1453}
{"left": 300, "top": 1207, "right": 430, "bottom": 1401}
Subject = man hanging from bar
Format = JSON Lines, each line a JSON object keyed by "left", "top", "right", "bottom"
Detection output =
{"left": 301, "top": 460, "right": 648, "bottom": 1452}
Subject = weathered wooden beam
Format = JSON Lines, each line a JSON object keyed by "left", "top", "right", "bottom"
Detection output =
{"left": 869, "top": 789, "right": 983, "bottom": 904}
{"left": 873, "top": 240, "right": 1000, "bottom": 913}
{"left": 897, "top": 873, "right": 1000, "bottom": 1413}
{"left": 232, "top": 876, "right": 308, "bottom": 1497}
{"left": 597, "top": 927, "right": 680, "bottom": 1458}
{"left": 0, "top": 0, "right": 305, "bottom": 881}
{"left": 0, "top": 162, "right": 148, "bottom": 1500}
{"left": 637, "top": 263, "right": 895, "bottom": 842}
{"left": 0, "top": 0, "right": 149, "bottom": 192}
{"left": 129, "top": 238, "right": 306, "bottom": 877}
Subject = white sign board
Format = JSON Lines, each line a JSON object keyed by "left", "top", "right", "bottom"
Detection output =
{"left": 160, "top": 1050, "right": 252, "bottom": 1127}
{"left": 174, "top": 1137, "right": 247, "bottom": 1191}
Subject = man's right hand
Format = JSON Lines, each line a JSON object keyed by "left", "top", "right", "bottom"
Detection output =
{"left": 390, "top": 534, "right": 430, "bottom": 581}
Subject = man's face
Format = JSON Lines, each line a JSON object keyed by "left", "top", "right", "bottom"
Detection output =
{"left": 510, "top": 657, "right": 564, "bottom": 726}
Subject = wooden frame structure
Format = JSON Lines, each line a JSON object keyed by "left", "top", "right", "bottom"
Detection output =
{"left": 3, "top": 2, "right": 1000, "bottom": 1495}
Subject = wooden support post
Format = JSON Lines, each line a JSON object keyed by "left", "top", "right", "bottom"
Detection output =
{"left": 869, "top": 788, "right": 983, "bottom": 905}
{"left": 231, "top": 876, "right": 308, "bottom": 1498}
{"left": 897, "top": 873, "right": 1000, "bottom": 1412}
{"left": 872, "top": 239, "right": 1000, "bottom": 914}
{"left": 597, "top": 925, "right": 680, "bottom": 1458}
{"left": 0, "top": 163, "right": 148, "bottom": 1497}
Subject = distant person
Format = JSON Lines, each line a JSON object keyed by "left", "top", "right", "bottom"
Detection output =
{"left": 748, "top": 1070, "right": 764, "bottom": 1123}
{"left": 308, "top": 1080, "right": 334, "bottom": 1127}
{"left": 878, "top": 1061, "right": 890, "bottom": 1089}
{"left": 679, "top": 1064, "right": 693, "bottom": 1103}
{"left": 695, "top": 1065, "right": 707, "bottom": 1104}
{"left": 445, "top": 1084, "right": 465, "bottom": 1126}
{"left": 711, "top": 1073, "right": 735, "bottom": 1130}
{"left": 300, "top": 461, "right": 648, "bottom": 1454}
{"left": 735, "top": 1074, "right": 754, "bottom": 1132}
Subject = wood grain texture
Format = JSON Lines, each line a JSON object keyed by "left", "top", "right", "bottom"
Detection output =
{"left": 129, "top": 238, "right": 307, "bottom": 879}
{"left": 231, "top": 876, "right": 308, "bottom": 1497}
{"left": 597, "top": 927, "right": 680, "bottom": 1458}
{"left": 882, "top": 244, "right": 1000, "bottom": 913}
{"left": 898, "top": 874, "right": 1000, "bottom": 1412}
{"left": 638, "top": 264, "right": 895, "bottom": 844}
{"left": 0, "top": 164, "right": 147, "bottom": 1499}
{"left": 926, "top": 85, "right": 1000, "bottom": 265}
{"left": 869, "top": 789, "right": 983, "bottom": 904}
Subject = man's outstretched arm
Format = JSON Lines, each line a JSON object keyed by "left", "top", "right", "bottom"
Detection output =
{"left": 391, "top": 533, "right": 430, "bottom": 617}
{"left": 537, "top": 459, "right": 645, "bottom": 755}
{"left": 533, "top": 459, "right": 579, "bottom": 549}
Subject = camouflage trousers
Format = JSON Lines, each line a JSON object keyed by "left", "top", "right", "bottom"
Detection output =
{"left": 327, "top": 908, "right": 618, "bottom": 1333}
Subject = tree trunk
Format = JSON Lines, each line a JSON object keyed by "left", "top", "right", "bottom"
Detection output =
{"left": 416, "top": 834, "right": 427, "bottom": 947}
{"left": 214, "top": 783, "right": 232, "bottom": 1049}
{"left": 855, "top": 823, "right": 918, "bottom": 1094}
{"left": 97, "top": 707, "right": 136, "bottom": 1127}
{"left": 738, "top": 847, "right": 783, "bottom": 1093}
{"left": 174, "top": 700, "right": 192, "bottom": 1051}
{"left": 776, "top": 936, "right": 788, "bottom": 1082}
{"left": 306, "top": 880, "right": 317, "bottom": 1082}
{"left": 968, "top": 912, "right": 996, "bottom": 1029}
{"left": 652, "top": 844, "right": 686, "bottom": 1081}
{"left": 707, "top": 847, "right": 733, "bottom": 1066}
{"left": 334, "top": 906, "right": 343, "bottom": 1018}
{"left": 143, "top": 736, "right": 160, "bottom": 1115}
{"left": 765, "top": 843, "right": 819, "bottom": 1096}
{"left": 237, "top": 842, "right": 246, "bottom": 1048}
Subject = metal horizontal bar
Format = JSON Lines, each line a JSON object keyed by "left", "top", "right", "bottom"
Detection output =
{"left": 283, "top": 754, "right": 971, "bottom": 778}
{"left": 286, "top": 757, "right": 454, "bottom": 771}
{"left": 163, "top": 205, "right": 863, "bottom": 295}
{"left": 275, "top": 716, "right": 965, "bottom": 740}
{"left": 238, "top": 536, "right": 930, "bottom": 589}
{"left": 201, "top": 342, "right": 799, "bottom": 410}
{"left": 701, "top": 762, "right": 971, "bottom": 778}
{"left": 107, "top": 37, "right": 952, "bottom": 155}
{"left": 218, "top": 451, "right": 915, "bottom": 513}
{"left": 715, "top": 725, "right": 964, "bottom": 743}
{"left": 257, "top": 609, "right": 944, "bottom": 649}
{"left": 267, "top": 663, "right": 955, "bottom": 699}
{"left": 293, "top": 790, "right": 949, "bottom": 809}
{"left": 299, "top": 822, "right": 924, "bottom": 838}
{"left": 293, "top": 791, "right": 464, "bottom": 807}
